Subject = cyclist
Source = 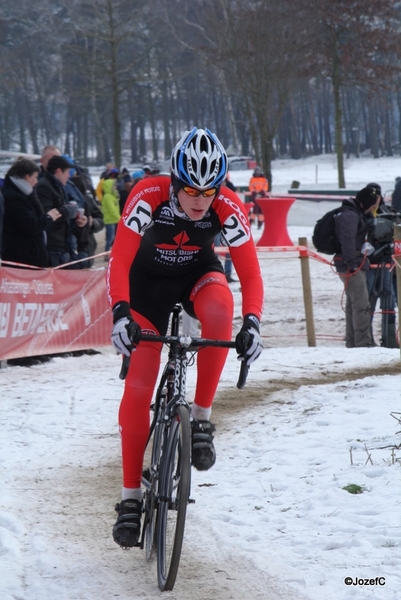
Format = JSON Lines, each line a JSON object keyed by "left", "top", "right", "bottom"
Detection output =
{"left": 107, "top": 127, "right": 264, "bottom": 548}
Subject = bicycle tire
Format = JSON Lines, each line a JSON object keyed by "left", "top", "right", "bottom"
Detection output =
{"left": 156, "top": 404, "right": 191, "bottom": 591}
{"left": 143, "top": 391, "right": 167, "bottom": 561}
{"left": 143, "top": 424, "right": 162, "bottom": 561}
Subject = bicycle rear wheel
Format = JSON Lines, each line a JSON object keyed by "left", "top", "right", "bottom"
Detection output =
{"left": 156, "top": 404, "right": 191, "bottom": 591}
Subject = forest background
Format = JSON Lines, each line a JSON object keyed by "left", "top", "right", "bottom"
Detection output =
{"left": 1, "top": 0, "right": 401, "bottom": 189}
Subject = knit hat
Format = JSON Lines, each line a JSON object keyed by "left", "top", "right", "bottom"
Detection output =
{"left": 366, "top": 182, "right": 382, "bottom": 196}
{"left": 356, "top": 186, "right": 379, "bottom": 210}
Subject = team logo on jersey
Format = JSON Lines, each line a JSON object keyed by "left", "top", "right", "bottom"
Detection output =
{"left": 154, "top": 205, "right": 175, "bottom": 227}
{"left": 156, "top": 231, "right": 201, "bottom": 251}
{"left": 194, "top": 221, "right": 212, "bottom": 228}
{"left": 159, "top": 206, "right": 174, "bottom": 220}
{"left": 154, "top": 231, "right": 201, "bottom": 266}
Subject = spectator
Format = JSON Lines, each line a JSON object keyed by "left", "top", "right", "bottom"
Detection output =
{"left": 249, "top": 166, "right": 269, "bottom": 229}
{"left": 100, "top": 162, "right": 117, "bottom": 180}
{"left": 36, "top": 155, "right": 86, "bottom": 267}
{"left": 101, "top": 177, "right": 120, "bottom": 258}
{"left": 2, "top": 157, "right": 62, "bottom": 267}
{"left": 116, "top": 168, "right": 130, "bottom": 194}
{"left": 131, "top": 169, "right": 145, "bottom": 184}
{"left": 39, "top": 144, "right": 61, "bottom": 174}
{"left": 96, "top": 165, "right": 119, "bottom": 202}
{"left": 71, "top": 172, "right": 104, "bottom": 267}
{"left": 142, "top": 165, "right": 153, "bottom": 178}
{"left": 58, "top": 155, "right": 87, "bottom": 266}
{"left": 118, "top": 174, "right": 134, "bottom": 214}
{"left": 2, "top": 157, "right": 62, "bottom": 367}
{"left": 50, "top": 151, "right": 103, "bottom": 267}
{"left": 334, "top": 185, "right": 380, "bottom": 348}
{"left": 365, "top": 182, "right": 399, "bottom": 348}
{"left": 391, "top": 177, "right": 401, "bottom": 212}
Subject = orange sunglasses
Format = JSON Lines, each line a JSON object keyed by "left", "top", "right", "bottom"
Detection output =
{"left": 182, "top": 185, "right": 217, "bottom": 198}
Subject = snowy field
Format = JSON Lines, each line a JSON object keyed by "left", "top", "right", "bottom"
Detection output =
{"left": 1, "top": 153, "right": 400, "bottom": 600}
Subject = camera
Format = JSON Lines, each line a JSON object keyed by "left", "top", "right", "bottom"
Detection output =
{"left": 367, "top": 212, "right": 400, "bottom": 243}
{"left": 366, "top": 212, "right": 401, "bottom": 259}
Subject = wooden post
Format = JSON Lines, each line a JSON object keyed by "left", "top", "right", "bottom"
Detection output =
{"left": 393, "top": 224, "right": 401, "bottom": 358}
{"left": 299, "top": 237, "right": 316, "bottom": 347}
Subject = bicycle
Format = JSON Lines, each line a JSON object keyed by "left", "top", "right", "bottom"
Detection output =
{"left": 119, "top": 304, "right": 248, "bottom": 591}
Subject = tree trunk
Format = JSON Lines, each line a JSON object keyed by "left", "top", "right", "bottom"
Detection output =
{"left": 332, "top": 52, "right": 345, "bottom": 188}
{"left": 110, "top": 36, "right": 121, "bottom": 168}
{"left": 368, "top": 99, "right": 379, "bottom": 159}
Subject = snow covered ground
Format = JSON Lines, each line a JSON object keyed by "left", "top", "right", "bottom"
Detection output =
{"left": 1, "top": 153, "right": 400, "bottom": 600}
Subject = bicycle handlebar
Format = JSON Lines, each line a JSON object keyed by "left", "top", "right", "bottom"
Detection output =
{"left": 119, "top": 334, "right": 249, "bottom": 389}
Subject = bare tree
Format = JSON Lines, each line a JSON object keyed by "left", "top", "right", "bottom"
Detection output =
{"left": 156, "top": 0, "right": 312, "bottom": 188}
{"left": 301, "top": 0, "right": 401, "bottom": 187}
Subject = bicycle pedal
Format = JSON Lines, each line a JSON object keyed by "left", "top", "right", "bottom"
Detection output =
{"left": 121, "top": 541, "right": 141, "bottom": 550}
{"left": 189, "top": 498, "right": 196, "bottom": 504}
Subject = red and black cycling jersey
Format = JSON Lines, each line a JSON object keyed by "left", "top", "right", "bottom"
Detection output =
{"left": 107, "top": 176, "right": 264, "bottom": 320}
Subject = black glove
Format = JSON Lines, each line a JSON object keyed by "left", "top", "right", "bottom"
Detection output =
{"left": 235, "top": 314, "right": 263, "bottom": 366}
{"left": 111, "top": 302, "right": 141, "bottom": 356}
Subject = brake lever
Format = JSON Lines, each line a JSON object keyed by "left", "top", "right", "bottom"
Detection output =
{"left": 236, "top": 361, "right": 249, "bottom": 389}
{"left": 119, "top": 354, "right": 130, "bottom": 380}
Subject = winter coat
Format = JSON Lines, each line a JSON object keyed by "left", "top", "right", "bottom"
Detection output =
{"left": 36, "top": 172, "right": 78, "bottom": 254}
{"left": 101, "top": 179, "right": 120, "bottom": 225}
{"left": 334, "top": 198, "right": 369, "bottom": 273}
{"left": 70, "top": 173, "right": 104, "bottom": 259}
{"left": 249, "top": 175, "right": 269, "bottom": 197}
{"left": 2, "top": 175, "right": 54, "bottom": 267}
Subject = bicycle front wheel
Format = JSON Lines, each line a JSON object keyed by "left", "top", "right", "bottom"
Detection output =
{"left": 156, "top": 404, "right": 191, "bottom": 591}
{"left": 143, "top": 423, "right": 163, "bottom": 561}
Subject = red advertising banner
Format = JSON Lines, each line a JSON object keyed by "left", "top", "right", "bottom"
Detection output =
{"left": 0, "top": 266, "right": 111, "bottom": 360}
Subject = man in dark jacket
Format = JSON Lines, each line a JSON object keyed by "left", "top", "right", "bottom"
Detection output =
{"left": 71, "top": 171, "right": 104, "bottom": 266}
{"left": 334, "top": 186, "right": 380, "bottom": 348}
{"left": 36, "top": 155, "right": 86, "bottom": 267}
{"left": 365, "top": 183, "right": 399, "bottom": 348}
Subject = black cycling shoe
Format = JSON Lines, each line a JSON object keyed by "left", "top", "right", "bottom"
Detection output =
{"left": 113, "top": 499, "right": 142, "bottom": 549}
{"left": 191, "top": 420, "right": 216, "bottom": 471}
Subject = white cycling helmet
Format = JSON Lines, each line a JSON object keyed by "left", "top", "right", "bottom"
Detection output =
{"left": 170, "top": 127, "right": 228, "bottom": 189}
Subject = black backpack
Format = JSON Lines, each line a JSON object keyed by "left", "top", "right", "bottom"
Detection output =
{"left": 312, "top": 204, "right": 357, "bottom": 255}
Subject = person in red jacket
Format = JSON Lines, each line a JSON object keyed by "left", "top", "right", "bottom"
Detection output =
{"left": 107, "top": 127, "right": 264, "bottom": 548}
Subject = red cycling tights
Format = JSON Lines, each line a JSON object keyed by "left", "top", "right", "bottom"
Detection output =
{"left": 118, "top": 276, "right": 234, "bottom": 488}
